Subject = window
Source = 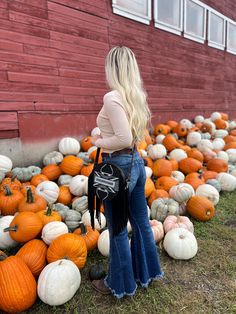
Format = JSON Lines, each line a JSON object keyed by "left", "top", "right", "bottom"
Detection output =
{"left": 112, "top": 0, "right": 151, "bottom": 25}
{"left": 154, "top": 0, "right": 183, "bottom": 35}
{"left": 227, "top": 20, "right": 236, "bottom": 55}
{"left": 208, "top": 10, "right": 226, "bottom": 50}
{"left": 184, "top": 0, "right": 207, "bottom": 43}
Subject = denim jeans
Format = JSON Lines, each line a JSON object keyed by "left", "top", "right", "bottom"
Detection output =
{"left": 102, "top": 151, "right": 164, "bottom": 298}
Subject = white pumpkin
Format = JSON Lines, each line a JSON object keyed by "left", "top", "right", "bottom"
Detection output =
{"left": 186, "top": 132, "right": 201, "bottom": 146}
{"left": 169, "top": 149, "right": 187, "bottom": 162}
{"left": 179, "top": 119, "right": 193, "bottom": 130}
{"left": 58, "top": 137, "right": 80, "bottom": 155}
{"left": 139, "top": 149, "right": 148, "bottom": 157}
{"left": 215, "top": 151, "right": 229, "bottom": 162}
{"left": 195, "top": 184, "right": 219, "bottom": 205}
{"left": 163, "top": 228, "right": 198, "bottom": 260}
{"left": 210, "top": 112, "right": 222, "bottom": 121}
{"left": 151, "top": 198, "right": 180, "bottom": 222}
{"left": 148, "top": 144, "right": 167, "bottom": 160}
{"left": 171, "top": 171, "right": 185, "bottom": 183}
{"left": 169, "top": 183, "right": 195, "bottom": 203}
{"left": 37, "top": 259, "right": 81, "bottom": 306}
{"left": 43, "top": 151, "right": 63, "bottom": 166}
{"left": 203, "top": 119, "right": 216, "bottom": 134}
{"left": 91, "top": 127, "right": 101, "bottom": 136}
{"left": 41, "top": 221, "right": 68, "bottom": 245}
{"left": 214, "top": 129, "right": 228, "bottom": 139}
{"left": 58, "top": 174, "right": 73, "bottom": 186}
{"left": 200, "top": 132, "right": 211, "bottom": 140}
{"left": 81, "top": 210, "right": 106, "bottom": 231}
{"left": 194, "top": 115, "right": 204, "bottom": 123}
{"left": 0, "top": 216, "right": 18, "bottom": 249}
{"left": 155, "top": 134, "right": 165, "bottom": 144}
{"left": 87, "top": 146, "right": 97, "bottom": 155}
{"left": 36, "top": 181, "right": 59, "bottom": 203}
{"left": 197, "top": 139, "right": 214, "bottom": 153}
{"left": 149, "top": 219, "right": 164, "bottom": 243}
{"left": 226, "top": 149, "right": 236, "bottom": 163}
{"left": 212, "top": 138, "right": 225, "bottom": 151}
{"left": 145, "top": 166, "right": 153, "bottom": 178}
{"left": 98, "top": 229, "right": 110, "bottom": 257}
{"left": 163, "top": 215, "right": 194, "bottom": 233}
{"left": 228, "top": 121, "right": 236, "bottom": 130}
{"left": 69, "top": 175, "right": 88, "bottom": 196}
{"left": 206, "top": 179, "right": 222, "bottom": 192}
{"left": 216, "top": 172, "right": 236, "bottom": 191}
{"left": 0, "top": 155, "right": 13, "bottom": 173}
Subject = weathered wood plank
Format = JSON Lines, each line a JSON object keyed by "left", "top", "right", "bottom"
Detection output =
{"left": 0, "top": 112, "right": 18, "bottom": 130}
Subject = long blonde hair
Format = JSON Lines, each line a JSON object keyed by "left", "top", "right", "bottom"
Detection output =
{"left": 105, "top": 46, "right": 151, "bottom": 144}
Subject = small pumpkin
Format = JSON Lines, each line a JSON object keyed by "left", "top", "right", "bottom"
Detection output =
{"left": 169, "top": 183, "right": 195, "bottom": 203}
{"left": 41, "top": 164, "right": 62, "bottom": 181}
{"left": 97, "top": 229, "right": 110, "bottom": 257}
{"left": 88, "top": 263, "right": 106, "bottom": 281}
{"left": 80, "top": 136, "right": 93, "bottom": 152}
{"left": 37, "top": 204, "right": 62, "bottom": 226}
{"left": 69, "top": 175, "right": 88, "bottom": 196}
{"left": 0, "top": 155, "right": 13, "bottom": 173}
{"left": 3, "top": 211, "right": 43, "bottom": 242}
{"left": 72, "top": 195, "right": 88, "bottom": 214}
{"left": 57, "top": 186, "right": 73, "bottom": 205}
{"left": 43, "top": 151, "right": 63, "bottom": 166}
{"left": 145, "top": 177, "right": 155, "bottom": 198}
{"left": 60, "top": 155, "right": 83, "bottom": 176}
{"left": 179, "top": 158, "right": 203, "bottom": 175}
{"left": 73, "top": 223, "right": 100, "bottom": 251}
{"left": 151, "top": 198, "right": 180, "bottom": 222}
{"left": 58, "top": 137, "right": 80, "bottom": 155}
{"left": 81, "top": 210, "right": 106, "bottom": 231}
{"left": 41, "top": 221, "right": 69, "bottom": 245}
{"left": 47, "top": 233, "right": 87, "bottom": 269}
{"left": 155, "top": 176, "right": 178, "bottom": 192}
{"left": 0, "top": 185, "right": 24, "bottom": 215}
{"left": 36, "top": 181, "right": 60, "bottom": 203}
{"left": 152, "top": 159, "right": 172, "bottom": 177}
{"left": 149, "top": 219, "right": 164, "bottom": 242}
{"left": 163, "top": 215, "right": 194, "bottom": 233}
{"left": 57, "top": 174, "right": 73, "bottom": 186}
{"left": 65, "top": 209, "right": 82, "bottom": 230}
{"left": 52, "top": 203, "right": 70, "bottom": 220}
{"left": 147, "top": 189, "right": 169, "bottom": 207}
{"left": 12, "top": 166, "right": 41, "bottom": 182}
{"left": 18, "top": 187, "right": 47, "bottom": 213}
{"left": 16, "top": 239, "right": 47, "bottom": 277}
{"left": 0, "top": 216, "right": 17, "bottom": 249}
{"left": 186, "top": 196, "right": 215, "bottom": 221}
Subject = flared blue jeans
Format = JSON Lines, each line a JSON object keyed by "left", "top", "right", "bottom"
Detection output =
{"left": 102, "top": 151, "right": 163, "bottom": 298}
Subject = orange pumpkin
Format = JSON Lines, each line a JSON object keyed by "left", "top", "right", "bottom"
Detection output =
{"left": 47, "top": 233, "right": 87, "bottom": 269}
{"left": 224, "top": 142, "right": 236, "bottom": 150}
{"left": 187, "top": 148, "right": 204, "bottom": 162}
{"left": 60, "top": 155, "right": 84, "bottom": 176}
{"left": 0, "top": 176, "right": 21, "bottom": 192}
{"left": 166, "top": 120, "right": 178, "bottom": 131}
{"left": 142, "top": 157, "right": 154, "bottom": 169}
{"left": 220, "top": 112, "right": 228, "bottom": 120}
{"left": 147, "top": 189, "right": 169, "bottom": 207}
{"left": 173, "top": 124, "right": 188, "bottom": 137}
{"left": 31, "top": 174, "right": 49, "bottom": 186}
{"left": 89, "top": 148, "right": 102, "bottom": 163}
{"left": 16, "top": 239, "right": 47, "bottom": 277}
{"left": 145, "top": 177, "right": 155, "bottom": 198}
{"left": 153, "top": 124, "right": 170, "bottom": 136}
{"left": 179, "top": 158, "right": 203, "bottom": 174}
{"left": 80, "top": 163, "right": 94, "bottom": 177}
{"left": 41, "top": 164, "right": 62, "bottom": 181}
{"left": 186, "top": 196, "right": 215, "bottom": 221}
{"left": 202, "top": 170, "right": 218, "bottom": 181}
{"left": 20, "top": 183, "right": 36, "bottom": 196}
{"left": 152, "top": 159, "right": 172, "bottom": 177}
{"left": 0, "top": 186, "right": 24, "bottom": 215}
{"left": 223, "top": 135, "right": 236, "bottom": 144}
{"left": 74, "top": 223, "right": 100, "bottom": 251}
{"left": 57, "top": 186, "right": 73, "bottom": 205}
{"left": 184, "top": 177, "right": 204, "bottom": 190}
{"left": 0, "top": 253, "right": 37, "bottom": 313}
{"left": 144, "top": 129, "right": 153, "bottom": 146}
{"left": 18, "top": 187, "right": 47, "bottom": 213}
{"left": 37, "top": 205, "right": 62, "bottom": 226}
{"left": 162, "top": 135, "right": 181, "bottom": 151}
{"left": 155, "top": 176, "right": 178, "bottom": 192}
{"left": 214, "top": 118, "right": 227, "bottom": 129}
{"left": 4, "top": 212, "right": 43, "bottom": 242}
{"left": 206, "top": 159, "right": 228, "bottom": 173}
{"left": 80, "top": 136, "right": 93, "bottom": 152}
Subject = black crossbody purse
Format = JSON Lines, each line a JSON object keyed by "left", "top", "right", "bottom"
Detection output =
{"left": 88, "top": 147, "right": 134, "bottom": 236}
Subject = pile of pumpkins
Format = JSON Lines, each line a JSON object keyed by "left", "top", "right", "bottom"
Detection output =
{"left": 0, "top": 111, "right": 236, "bottom": 312}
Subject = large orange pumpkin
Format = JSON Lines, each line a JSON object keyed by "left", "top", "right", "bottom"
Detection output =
{"left": 31, "top": 174, "right": 49, "bottom": 186}
{"left": 0, "top": 253, "right": 37, "bottom": 313}
{"left": 179, "top": 157, "right": 203, "bottom": 174}
{"left": 60, "top": 155, "right": 84, "bottom": 176}
{"left": 18, "top": 187, "right": 47, "bottom": 213}
{"left": 162, "top": 135, "right": 181, "bottom": 151}
{"left": 41, "top": 164, "right": 62, "bottom": 181}
{"left": 152, "top": 159, "right": 172, "bottom": 177}
{"left": 47, "top": 233, "right": 87, "bottom": 269}
{"left": 187, "top": 148, "right": 204, "bottom": 162}
{"left": 186, "top": 196, "right": 215, "bottom": 221}
{"left": 155, "top": 176, "right": 178, "bottom": 192}
{"left": 16, "top": 239, "right": 47, "bottom": 277}
{"left": 0, "top": 186, "right": 24, "bottom": 215}
{"left": 206, "top": 159, "right": 228, "bottom": 173}
{"left": 73, "top": 223, "right": 100, "bottom": 251}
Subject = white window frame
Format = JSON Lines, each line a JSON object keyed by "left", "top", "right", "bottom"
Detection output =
{"left": 208, "top": 9, "right": 226, "bottom": 51}
{"left": 154, "top": 0, "right": 184, "bottom": 36}
{"left": 226, "top": 19, "right": 236, "bottom": 55}
{"left": 184, "top": 0, "right": 207, "bottom": 44}
{"left": 112, "top": 0, "right": 152, "bottom": 25}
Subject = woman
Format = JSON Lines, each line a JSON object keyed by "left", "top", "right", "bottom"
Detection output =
{"left": 91, "top": 46, "right": 163, "bottom": 298}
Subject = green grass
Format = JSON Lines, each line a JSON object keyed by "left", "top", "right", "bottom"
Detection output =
{"left": 17, "top": 191, "right": 236, "bottom": 313}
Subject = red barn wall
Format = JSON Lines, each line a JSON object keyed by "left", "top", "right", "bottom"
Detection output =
{"left": 0, "top": 0, "right": 236, "bottom": 165}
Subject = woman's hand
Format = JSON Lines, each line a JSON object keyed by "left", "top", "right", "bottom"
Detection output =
{"left": 91, "top": 134, "right": 102, "bottom": 145}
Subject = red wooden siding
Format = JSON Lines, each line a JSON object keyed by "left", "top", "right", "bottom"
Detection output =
{"left": 0, "top": 0, "right": 236, "bottom": 143}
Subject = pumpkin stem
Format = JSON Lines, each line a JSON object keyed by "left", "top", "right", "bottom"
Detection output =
{"left": 26, "top": 187, "right": 35, "bottom": 203}
{"left": 46, "top": 203, "right": 53, "bottom": 216}
{"left": 3, "top": 185, "right": 13, "bottom": 196}
{"left": 79, "top": 222, "right": 87, "bottom": 235}
{"left": 0, "top": 251, "right": 8, "bottom": 261}
{"left": 3, "top": 225, "right": 18, "bottom": 232}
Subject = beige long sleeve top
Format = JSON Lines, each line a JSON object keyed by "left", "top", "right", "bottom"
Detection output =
{"left": 95, "top": 90, "right": 133, "bottom": 153}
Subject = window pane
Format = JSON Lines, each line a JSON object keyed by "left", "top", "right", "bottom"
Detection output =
{"left": 186, "top": 0, "right": 205, "bottom": 38}
{"left": 228, "top": 23, "right": 236, "bottom": 50}
{"left": 210, "top": 13, "right": 224, "bottom": 45}
{"left": 157, "top": 0, "right": 181, "bottom": 28}
{"left": 116, "top": 0, "right": 149, "bottom": 16}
